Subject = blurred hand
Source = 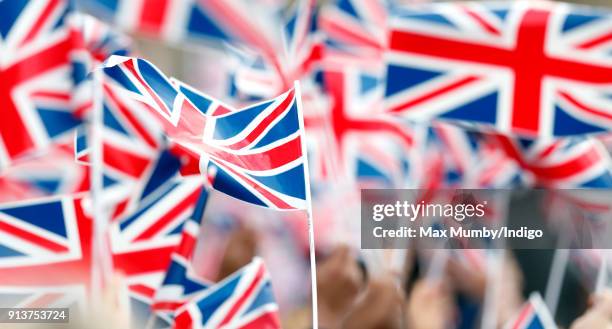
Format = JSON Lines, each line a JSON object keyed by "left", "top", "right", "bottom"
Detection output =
{"left": 446, "top": 256, "right": 487, "bottom": 301}
{"left": 495, "top": 256, "right": 524, "bottom": 327}
{"left": 446, "top": 253, "right": 523, "bottom": 327}
{"left": 571, "top": 290, "right": 612, "bottom": 329}
{"left": 316, "top": 245, "right": 365, "bottom": 329}
{"left": 217, "top": 226, "right": 258, "bottom": 280}
{"left": 342, "top": 273, "right": 406, "bottom": 329}
{"left": 406, "top": 279, "right": 453, "bottom": 329}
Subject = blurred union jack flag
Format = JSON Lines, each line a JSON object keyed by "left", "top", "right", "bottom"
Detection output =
{"left": 320, "top": 0, "right": 387, "bottom": 54}
{"left": 110, "top": 178, "right": 206, "bottom": 327}
{"left": 305, "top": 65, "right": 414, "bottom": 186}
{"left": 0, "top": 195, "right": 92, "bottom": 308}
{"left": 385, "top": 2, "right": 612, "bottom": 138}
{"left": 151, "top": 190, "right": 210, "bottom": 317}
{"left": 489, "top": 134, "right": 612, "bottom": 188}
{"left": 0, "top": 0, "right": 83, "bottom": 168}
{"left": 102, "top": 56, "right": 309, "bottom": 210}
{"left": 507, "top": 292, "right": 557, "bottom": 329}
{"left": 173, "top": 257, "right": 280, "bottom": 329}
{"left": 76, "top": 0, "right": 281, "bottom": 57}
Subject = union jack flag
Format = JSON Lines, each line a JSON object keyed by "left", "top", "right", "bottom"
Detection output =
{"left": 506, "top": 292, "right": 557, "bottom": 329}
{"left": 0, "top": 0, "right": 83, "bottom": 169}
{"left": 72, "top": 12, "right": 130, "bottom": 63}
{"left": 0, "top": 195, "right": 93, "bottom": 308}
{"left": 71, "top": 12, "right": 132, "bottom": 118}
{"left": 102, "top": 56, "right": 309, "bottom": 210}
{"left": 110, "top": 178, "right": 206, "bottom": 327}
{"left": 152, "top": 189, "right": 211, "bottom": 316}
{"left": 77, "top": 0, "right": 280, "bottom": 56}
{"left": 173, "top": 257, "right": 281, "bottom": 329}
{"left": 320, "top": 0, "right": 387, "bottom": 54}
{"left": 0, "top": 140, "right": 90, "bottom": 201}
{"left": 429, "top": 123, "right": 523, "bottom": 188}
{"left": 306, "top": 64, "right": 414, "bottom": 186}
{"left": 200, "top": 87, "right": 308, "bottom": 210}
{"left": 489, "top": 134, "right": 612, "bottom": 188}
{"left": 232, "top": 0, "right": 322, "bottom": 100}
{"left": 385, "top": 2, "right": 612, "bottom": 138}
{"left": 110, "top": 178, "right": 204, "bottom": 277}
{"left": 93, "top": 80, "right": 171, "bottom": 222}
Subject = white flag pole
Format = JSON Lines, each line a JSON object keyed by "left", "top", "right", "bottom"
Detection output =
{"left": 295, "top": 80, "right": 319, "bottom": 328}
{"left": 595, "top": 250, "right": 608, "bottom": 294}
{"left": 91, "top": 68, "right": 113, "bottom": 302}
{"left": 544, "top": 225, "right": 571, "bottom": 317}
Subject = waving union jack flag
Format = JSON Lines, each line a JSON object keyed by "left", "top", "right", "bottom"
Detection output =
{"left": 102, "top": 56, "right": 309, "bottom": 210}
{"left": 385, "top": 1, "right": 612, "bottom": 138}
{"left": 0, "top": 195, "right": 93, "bottom": 308}
{"left": 0, "top": 0, "right": 83, "bottom": 169}
{"left": 173, "top": 257, "right": 281, "bottom": 329}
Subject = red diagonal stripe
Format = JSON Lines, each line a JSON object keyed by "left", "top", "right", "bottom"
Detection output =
{"left": 226, "top": 90, "right": 295, "bottom": 150}
{"left": 512, "top": 304, "right": 534, "bottom": 329}
{"left": 219, "top": 264, "right": 265, "bottom": 327}
{"left": 460, "top": 6, "right": 501, "bottom": 36}
{"left": 213, "top": 160, "right": 293, "bottom": 209}
{"left": 559, "top": 91, "right": 612, "bottom": 122}
{"left": 103, "top": 142, "right": 151, "bottom": 178}
{"left": 530, "top": 146, "right": 603, "bottom": 181}
{"left": 388, "top": 76, "right": 480, "bottom": 113}
{"left": 130, "top": 284, "right": 156, "bottom": 299}
{"left": 577, "top": 31, "right": 612, "bottom": 50}
{"left": 0, "top": 36, "right": 73, "bottom": 158}
{"left": 320, "top": 15, "right": 383, "bottom": 50}
{"left": 104, "top": 83, "right": 159, "bottom": 148}
{"left": 134, "top": 188, "right": 201, "bottom": 241}
{"left": 207, "top": 135, "right": 302, "bottom": 172}
{"left": 239, "top": 310, "right": 281, "bottom": 329}
{"left": 0, "top": 220, "right": 68, "bottom": 253}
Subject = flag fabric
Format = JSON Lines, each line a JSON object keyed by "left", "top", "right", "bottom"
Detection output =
{"left": 101, "top": 56, "right": 309, "bottom": 210}
{"left": 109, "top": 177, "right": 204, "bottom": 279}
{"left": 232, "top": 0, "right": 322, "bottom": 100}
{"left": 152, "top": 189, "right": 211, "bottom": 316}
{"left": 305, "top": 65, "right": 414, "bottom": 186}
{"left": 71, "top": 12, "right": 132, "bottom": 118}
{"left": 199, "top": 87, "right": 308, "bottom": 210}
{"left": 109, "top": 178, "right": 206, "bottom": 327}
{"left": 172, "top": 257, "right": 281, "bottom": 329}
{"left": 385, "top": 1, "right": 612, "bottom": 138}
{"left": 0, "top": 141, "right": 91, "bottom": 201}
{"left": 76, "top": 0, "right": 280, "bottom": 56}
{"left": 507, "top": 292, "right": 557, "bottom": 329}
{"left": 0, "top": 195, "right": 93, "bottom": 308}
{"left": 429, "top": 123, "right": 523, "bottom": 188}
{"left": 489, "top": 134, "right": 612, "bottom": 188}
{"left": 7, "top": 1, "right": 612, "bottom": 328}
{"left": 320, "top": 0, "right": 387, "bottom": 54}
{"left": 100, "top": 79, "right": 164, "bottom": 186}
{"left": 0, "top": 0, "right": 83, "bottom": 169}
